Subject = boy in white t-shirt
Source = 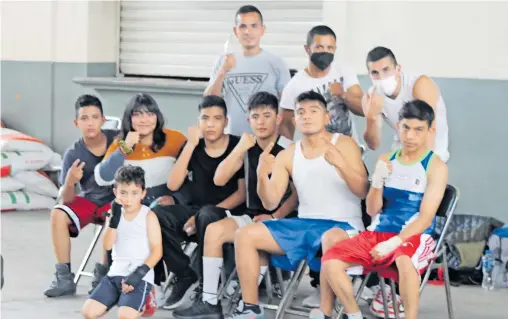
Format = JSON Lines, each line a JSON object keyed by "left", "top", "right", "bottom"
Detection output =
{"left": 81, "top": 166, "right": 162, "bottom": 319}
{"left": 279, "top": 25, "right": 364, "bottom": 142}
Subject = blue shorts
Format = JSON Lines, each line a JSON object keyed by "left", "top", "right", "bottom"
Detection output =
{"left": 89, "top": 276, "right": 152, "bottom": 312}
{"left": 263, "top": 218, "right": 359, "bottom": 271}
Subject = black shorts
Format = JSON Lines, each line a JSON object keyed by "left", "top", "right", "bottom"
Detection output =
{"left": 89, "top": 276, "right": 152, "bottom": 312}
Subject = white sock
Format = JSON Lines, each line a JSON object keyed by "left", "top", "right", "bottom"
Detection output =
{"left": 257, "top": 266, "right": 268, "bottom": 286}
{"left": 346, "top": 311, "right": 363, "bottom": 319}
{"left": 202, "top": 257, "right": 223, "bottom": 305}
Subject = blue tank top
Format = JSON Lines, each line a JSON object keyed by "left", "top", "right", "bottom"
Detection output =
{"left": 368, "top": 149, "right": 435, "bottom": 234}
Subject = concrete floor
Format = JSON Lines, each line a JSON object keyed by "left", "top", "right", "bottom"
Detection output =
{"left": 1, "top": 210, "right": 507, "bottom": 319}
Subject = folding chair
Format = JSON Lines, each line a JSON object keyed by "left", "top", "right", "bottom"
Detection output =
{"left": 335, "top": 184, "right": 460, "bottom": 319}
{"left": 214, "top": 261, "right": 292, "bottom": 317}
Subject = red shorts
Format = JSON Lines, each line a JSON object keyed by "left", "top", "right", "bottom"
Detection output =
{"left": 54, "top": 197, "right": 111, "bottom": 237}
{"left": 322, "top": 231, "right": 435, "bottom": 281}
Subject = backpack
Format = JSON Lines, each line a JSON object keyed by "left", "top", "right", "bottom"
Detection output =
{"left": 488, "top": 226, "right": 508, "bottom": 288}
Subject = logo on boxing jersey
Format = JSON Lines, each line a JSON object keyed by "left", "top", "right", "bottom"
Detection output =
{"left": 415, "top": 178, "right": 420, "bottom": 185}
{"left": 225, "top": 73, "right": 268, "bottom": 112}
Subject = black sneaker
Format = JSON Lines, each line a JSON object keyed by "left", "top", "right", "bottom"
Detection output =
{"left": 173, "top": 299, "right": 223, "bottom": 319}
{"left": 162, "top": 273, "right": 198, "bottom": 310}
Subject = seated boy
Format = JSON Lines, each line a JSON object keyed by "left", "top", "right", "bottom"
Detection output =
{"left": 229, "top": 91, "right": 369, "bottom": 319}
{"left": 81, "top": 166, "right": 162, "bottom": 319}
{"left": 173, "top": 92, "right": 298, "bottom": 319}
{"left": 321, "top": 100, "right": 448, "bottom": 319}
{"left": 157, "top": 95, "right": 246, "bottom": 310}
{"left": 45, "top": 94, "right": 117, "bottom": 297}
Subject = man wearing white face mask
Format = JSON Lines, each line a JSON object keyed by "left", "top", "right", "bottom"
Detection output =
{"left": 362, "top": 46, "right": 450, "bottom": 163}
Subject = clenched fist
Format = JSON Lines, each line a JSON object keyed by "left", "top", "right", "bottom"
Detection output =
{"left": 238, "top": 133, "right": 256, "bottom": 152}
{"left": 371, "top": 159, "right": 392, "bottom": 189}
{"left": 220, "top": 54, "right": 236, "bottom": 73}
{"left": 329, "top": 80, "right": 344, "bottom": 98}
{"left": 187, "top": 126, "right": 202, "bottom": 147}
{"left": 363, "top": 88, "right": 385, "bottom": 118}
{"left": 124, "top": 131, "right": 140, "bottom": 149}
{"left": 322, "top": 136, "right": 345, "bottom": 168}
{"left": 257, "top": 142, "right": 276, "bottom": 177}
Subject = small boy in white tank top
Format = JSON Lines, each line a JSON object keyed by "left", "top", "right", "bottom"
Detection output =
{"left": 81, "top": 166, "right": 162, "bottom": 319}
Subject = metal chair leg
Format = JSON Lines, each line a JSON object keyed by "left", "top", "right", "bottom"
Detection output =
{"left": 390, "top": 279, "right": 399, "bottom": 319}
{"left": 275, "top": 267, "right": 286, "bottom": 296}
{"left": 379, "top": 276, "right": 390, "bottom": 319}
{"left": 217, "top": 267, "right": 237, "bottom": 301}
{"left": 442, "top": 251, "right": 455, "bottom": 319}
{"left": 74, "top": 225, "right": 104, "bottom": 284}
{"left": 274, "top": 260, "right": 307, "bottom": 319}
{"left": 265, "top": 265, "right": 275, "bottom": 303}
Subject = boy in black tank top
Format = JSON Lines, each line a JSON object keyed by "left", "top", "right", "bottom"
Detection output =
{"left": 173, "top": 93, "right": 298, "bottom": 319}
{"left": 156, "top": 96, "right": 247, "bottom": 310}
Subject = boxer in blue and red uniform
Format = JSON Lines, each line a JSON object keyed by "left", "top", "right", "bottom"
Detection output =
{"left": 321, "top": 100, "right": 448, "bottom": 319}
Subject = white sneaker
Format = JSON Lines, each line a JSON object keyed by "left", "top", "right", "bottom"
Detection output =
{"left": 302, "top": 288, "right": 320, "bottom": 308}
{"left": 369, "top": 286, "right": 405, "bottom": 318}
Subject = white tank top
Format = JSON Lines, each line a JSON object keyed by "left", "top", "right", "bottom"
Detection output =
{"left": 108, "top": 205, "right": 154, "bottom": 284}
{"left": 380, "top": 72, "right": 449, "bottom": 162}
{"left": 292, "top": 133, "right": 364, "bottom": 231}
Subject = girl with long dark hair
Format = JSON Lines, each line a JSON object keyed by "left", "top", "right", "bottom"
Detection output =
{"left": 94, "top": 93, "right": 187, "bottom": 205}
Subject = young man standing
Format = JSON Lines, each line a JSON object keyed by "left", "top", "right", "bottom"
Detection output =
{"left": 44, "top": 95, "right": 117, "bottom": 297}
{"left": 81, "top": 166, "right": 162, "bottom": 319}
{"left": 229, "top": 91, "right": 369, "bottom": 319}
{"left": 158, "top": 95, "right": 246, "bottom": 310}
{"left": 205, "top": 5, "right": 291, "bottom": 136}
{"left": 321, "top": 100, "right": 448, "bottom": 319}
{"left": 279, "top": 25, "right": 363, "bottom": 142}
{"left": 362, "top": 46, "right": 450, "bottom": 163}
{"left": 173, "top": 92, "right": 298, "bottom": 319}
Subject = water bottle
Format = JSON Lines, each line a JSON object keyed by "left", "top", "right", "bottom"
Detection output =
{"left": 481, "top": 250, "right": 494, "bottom": 290}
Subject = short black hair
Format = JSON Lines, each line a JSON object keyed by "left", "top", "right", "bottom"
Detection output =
{"left": 114, "top": 165, "right": 146, "bottom": 190}
{"left": 235, "top": 5, "right": 263, "bottom": 24}
{"left": 198, "top": 95, "right": 228, "bottom": 117}
{"left": 120, "top": 93, "right": 166, "bottom": 153}
{"left": 366, "top": 46, "right": 398, "bottom": 68}
{"left": 306, "top": 25, "right": 336, "bottom": 47}
{"left": 75, "top": 94, "right": 103, "bottom": 117}
{"left": 296, "top": 90, "right": 327, "bottom": 109}
{"left": 399, "top": 100, "right": 435, "bottom": 127}
{"left": 247, "top": 91, "right": 279, "bottom": 113}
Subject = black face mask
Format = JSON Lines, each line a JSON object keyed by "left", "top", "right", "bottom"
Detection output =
{"left": 310, "top": 52, "right": 334, "bottom": 70}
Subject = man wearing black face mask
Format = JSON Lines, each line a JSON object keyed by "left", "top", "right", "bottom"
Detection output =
{"left": 279, "top": 25, "right": 364, "bottom": 141}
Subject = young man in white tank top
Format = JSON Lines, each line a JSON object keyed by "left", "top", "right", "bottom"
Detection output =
{"left": 81, "top": 166, "right": 162, "bottom": 319}
{"left": 362, "top": 47, "right": 450, "bottom": 163}
{"left": 229, "top": 91, "right": 370, "bottom": 319}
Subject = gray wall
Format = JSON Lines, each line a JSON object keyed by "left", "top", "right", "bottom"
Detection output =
{"left": 1, "top": 61, "right": 507, "bottom": 223}
{"left": 0, "top": 61, "right": 115, "bottom": 152}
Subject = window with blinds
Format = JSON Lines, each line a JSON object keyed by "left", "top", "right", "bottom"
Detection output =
{"left": 118, "top": 1, "right": 323, "bottom": 79}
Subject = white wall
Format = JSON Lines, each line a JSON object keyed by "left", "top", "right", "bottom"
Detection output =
{"left": 0, "top": 0, "right": 118, "bottom": 63}
{"left": 325, "top": 0, "right": 508, "bottom": 80}
{"left": 2, "top": 0, "right": 507, "bottom": 78}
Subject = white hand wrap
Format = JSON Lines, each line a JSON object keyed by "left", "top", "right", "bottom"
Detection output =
{"left": 374, "top": 236, "right": 403, "bottom": 257}
{"left": 371, "top": 160, "right": 390, "bottom": 189}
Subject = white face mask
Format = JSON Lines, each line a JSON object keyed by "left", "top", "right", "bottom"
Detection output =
{"left": 373, "top": 75, "right": 398, "bottom": 96}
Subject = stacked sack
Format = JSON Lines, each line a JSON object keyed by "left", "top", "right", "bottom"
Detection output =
{"left": 0, "top": 127, "right": 62, "bottom": 212}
